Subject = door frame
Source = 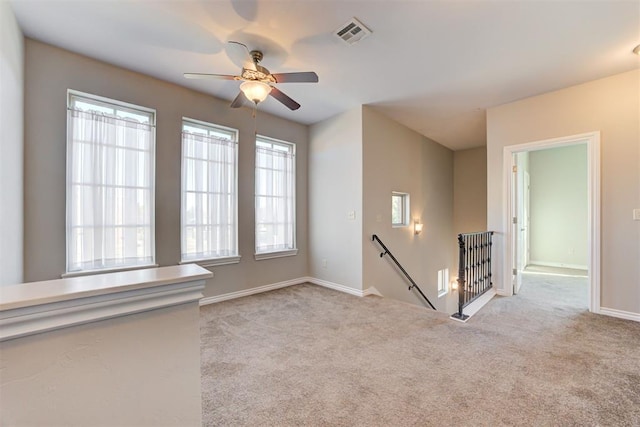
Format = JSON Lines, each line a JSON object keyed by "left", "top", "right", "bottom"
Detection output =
{"left": 502, "top": 131, "right": 600, "bottom": 313}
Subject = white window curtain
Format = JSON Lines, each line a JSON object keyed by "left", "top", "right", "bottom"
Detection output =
{"left": 67, "top": 106, "right": 155, "bottom": 273}
{"left": 255, "top": 140, "right": 296, "bottom": 254}
{"left": 181, "top": 130, "right": 237, "bottom": 261}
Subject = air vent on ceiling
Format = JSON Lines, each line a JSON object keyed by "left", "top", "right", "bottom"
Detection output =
{"left": 334, "top": 17, "right": 371, "bottom": 46}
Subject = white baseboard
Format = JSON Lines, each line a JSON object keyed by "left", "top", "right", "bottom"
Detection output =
{"left": 199, "top": 277, "right": 305, "bottom": 305}
{"left": 199, "top": 277, "right": 378, "bottom": 306}
{"left": 496, "top": 288, "right": 511, "bottom": 297}
{"left": 363, "top": 286, "right": 383, "bottom": 297}
{"left": 598, "top": 307, "right": 640, "bottom": 322}
{"left": 528, "top": 260, "right": 588, "bottom": 271}
{"left": 460, "top": 287, "right": 497, "bottom": 318}
{"left": 305, "top": 277, "right": 374, "bottom": 297}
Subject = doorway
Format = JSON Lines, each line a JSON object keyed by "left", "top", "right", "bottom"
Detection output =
{"left": 503, "top": 132, "right": 600, "bottom": 312}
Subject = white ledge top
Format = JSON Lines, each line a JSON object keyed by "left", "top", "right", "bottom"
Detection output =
{"left": 0, "top": 264, "right": 213, "bottom": 312}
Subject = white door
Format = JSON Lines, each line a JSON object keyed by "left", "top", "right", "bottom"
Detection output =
{"left": 523, "top": 171, "right": 530, "bottom": 267}
{"left": 513, "top": 153, "right": 531, "bottom": 295}
{"left": 512, "top": 155, "right": 521, "bottom": 294}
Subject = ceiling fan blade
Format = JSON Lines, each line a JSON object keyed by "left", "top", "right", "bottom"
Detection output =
{"left": 184, "top": 73, "right": 237, "bottom": 80}
{"left": 271, "top": 72, "right": 319, "bottom": 83}
{"left": 269, "top": 87, "right": 301, "bottom": 110}
{"left": 230, "top": 92, "right": 246, "bottom": 108}
{"left": 227, "top": 40, "right": 257, "bottom": 71}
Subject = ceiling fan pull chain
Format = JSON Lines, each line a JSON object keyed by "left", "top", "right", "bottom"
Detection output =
{"left": 253, "top": 104, "right": 258, "bottom": 136}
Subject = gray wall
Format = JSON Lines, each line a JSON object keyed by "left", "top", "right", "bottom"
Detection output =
{"left": 23, "top": 39, "right": 308, "bottom": 297}
{"left": 487, "top": 69, "right": 640, "bottom": 315}
{"left": 529, "top": 145, "right": 587, "bottom": 269}
{"left": 1, "top": 303, "right": 202, "bottom": 426}
{"left": 308, "top": 107, "right": 363, "bottom": 290}
{"left": 453, "top": 147, "right": 487, "bottom": 235}
{"left": 362, "top": 107, "right": 456, "bottom": 312}
{"left": 0, "top": 3, "right": 24, "bottom": 285}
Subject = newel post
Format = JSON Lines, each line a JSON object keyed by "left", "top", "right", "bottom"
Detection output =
{"left": 452, "top": 234, "right": 468, "bottom": 321}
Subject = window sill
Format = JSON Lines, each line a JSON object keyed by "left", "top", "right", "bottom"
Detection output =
{"left": 254, "top": 249, "right": 298, "bottom": 261}
{"left": 62, "top": 263, "right": 159, "bottom": 279}
{"left": 179, "top": 256, "right": 241, "bottom": 267}
{"left": 438, "top": 290, "right": 448, "bottom": 298}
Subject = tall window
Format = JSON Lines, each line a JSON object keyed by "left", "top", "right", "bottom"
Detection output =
{"left": 66, "top": 91, "right": 155, "bottom": 274}
{"left": 255, "top": 136, "right": 297, "bottom": 258}
{"left": 181, "top": 119, "right": 239, "bottom": 264}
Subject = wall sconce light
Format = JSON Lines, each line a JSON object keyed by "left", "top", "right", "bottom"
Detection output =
{"left": 414, "top": 220, "right": 423, "bottom": 235}
{"left": 451, "top": 278, "right": 458, "bottom": 291}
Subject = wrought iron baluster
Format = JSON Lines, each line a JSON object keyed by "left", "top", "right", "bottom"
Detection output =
{"left": 452, "top": 231, "right": 494, "bottom": 321}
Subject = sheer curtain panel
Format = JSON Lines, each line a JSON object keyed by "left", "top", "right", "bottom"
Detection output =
{"left": 181, "top": 125, "right": 238, "bottom": 262}
{"left": 255, "top": 138, "right": 296, "bottom": 255}
{"left": 66, "top": 94, "right": 155, "bottom": 273}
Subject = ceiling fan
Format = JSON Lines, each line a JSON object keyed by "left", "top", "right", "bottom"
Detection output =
{"left": 184, "top": 41, "right": 318, "bottom": 111}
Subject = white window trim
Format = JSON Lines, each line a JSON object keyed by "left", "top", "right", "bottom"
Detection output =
{"left": 65, "top": 89, "right": 156, "bottom": 275}
{"left": 180, "top": 117, "right": 239, "bottom": 263}
{"left": 254, "top": 135, "right": 297, "bottom": 257}
{"left": 254, "top": 249, "right": 298, "bottom": 261}
{"left": 179, "top": 255, "right": 241, "bottom": 267}
{"left": 61, "top": 263, "right": 159, "bottom": 279}
{"left": 437, "top": 268, "right": 449, "bottom": 298}
{"left": 392, "top": 191, "right": 410, "bottom": 228}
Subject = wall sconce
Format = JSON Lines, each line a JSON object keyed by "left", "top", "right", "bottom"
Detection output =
{"left": 451, "top": 278, "right": 459, "bottom": 291}
{"left": 414, "top": 219, "right": 423, "bottom": 235}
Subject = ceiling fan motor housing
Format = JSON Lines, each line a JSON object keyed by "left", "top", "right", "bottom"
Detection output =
{"left": 239, "top": 66, "right": 276, "bottom": 83}
{"left": 250, "top": 50, "right": 264, "bottom": 64}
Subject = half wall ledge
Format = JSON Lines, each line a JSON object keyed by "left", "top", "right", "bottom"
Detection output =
{"left": 0, "top": 264, "right": 212, "bottom": 341}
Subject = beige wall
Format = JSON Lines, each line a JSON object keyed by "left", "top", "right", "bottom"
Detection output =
{"left": 529, "top": 145, "right": 588, "bottom": 268}
{"left": 0, "top": 3, "right": 24, "bottom": 285}
{"left": 487, "top": 69, "right": 640, "bottom": 314}
{"left": 453, "top": 147, "right": 487, "bottom": 235}
{"left": 0, "top": 303, "right": 202, "bottom": 426}
{"left": 362, "top": 107, "right": 456, "bottom": 312}
{"left": 23, "top": 39, "right": 309, "bottom": 297}
{"left": 309, "top": 108, "right": 363, "bottom": 289}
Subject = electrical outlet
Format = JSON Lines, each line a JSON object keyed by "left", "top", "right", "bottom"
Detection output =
{"left": 347, "top": 211, "right": 356, "bottom": 220}
{"left": 376, "top": 214, "right": 382, "bottom": 223}
{"left": 634, "top": 209, "right": 640, "bottom": 221}
{"left": 321, "top": 259, "right": 327, "bottom": 268}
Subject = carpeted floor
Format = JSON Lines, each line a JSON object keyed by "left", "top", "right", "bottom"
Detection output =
{"left": 200, "top": 274, "right": 640, "bottom": 426}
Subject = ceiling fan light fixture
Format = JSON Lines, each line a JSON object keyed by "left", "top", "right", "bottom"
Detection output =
{"left": 240, "top": 81, "right": 272, "bottom": 104}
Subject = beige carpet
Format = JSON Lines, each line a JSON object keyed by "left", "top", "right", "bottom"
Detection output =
{"left": 200, "top": 274, "right": 640, "bottom": 426}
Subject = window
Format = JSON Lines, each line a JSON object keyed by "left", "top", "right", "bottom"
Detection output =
{"left": 438, "top": 268, "right": 449, "bottom": 297}
{"left": 255, "top": 136, "right": 297, "bottom": 259}
{"left": 66, "top": 91, "right": 155, "bottom": 274}
{"left": 181, "top": 119, "right": 239, "bottom": 264}
{"left": 392, "top": 192, "right": 410, "bottom": 227}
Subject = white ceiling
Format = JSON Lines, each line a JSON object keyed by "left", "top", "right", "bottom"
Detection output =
{"left": 10, "top": 0, "right": 640, "bottom": 150}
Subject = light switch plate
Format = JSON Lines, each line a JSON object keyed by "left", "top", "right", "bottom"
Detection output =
{"left": 347, "top": 211, "right": 356, "bottom": 220}
{"left": 633, "top": 209, "right": 640, "bottom": 221}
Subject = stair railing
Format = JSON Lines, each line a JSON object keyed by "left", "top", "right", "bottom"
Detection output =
{"left": 451, "top": 231, "right": 494, "bottom": 321}
{"left": 371, "top": 234, "right": 436, "bottom": 310}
